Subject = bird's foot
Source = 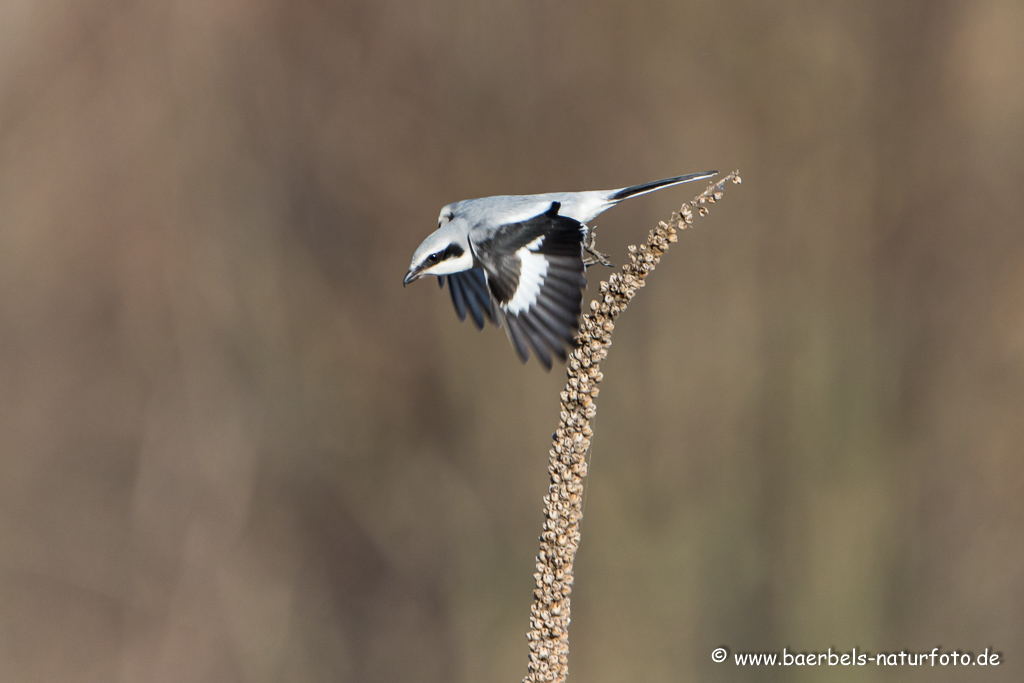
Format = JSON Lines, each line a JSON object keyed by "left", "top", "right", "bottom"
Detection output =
{"left": 582, "top": 225, "right": 614, "bottom": 267}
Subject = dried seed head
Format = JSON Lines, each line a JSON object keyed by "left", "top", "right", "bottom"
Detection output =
{"left": 524, "top": 170, "right": 739, "bottom": 683}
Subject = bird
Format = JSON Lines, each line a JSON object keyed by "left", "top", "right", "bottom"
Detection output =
{"left": 403, "top": 171, "right": 717, "bottom": 369}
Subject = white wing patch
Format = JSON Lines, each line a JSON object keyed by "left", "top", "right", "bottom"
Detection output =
{"left": 505, "top": 236, "right": 547, "bottom": 315}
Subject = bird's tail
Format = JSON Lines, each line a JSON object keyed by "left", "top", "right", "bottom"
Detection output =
{"left": 608, "top": 171, "right": 717, "bottom": 202}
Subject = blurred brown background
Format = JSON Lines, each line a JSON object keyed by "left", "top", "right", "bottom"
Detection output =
{"left": 1, "top": 1, "right": 1022, "bottom": 681}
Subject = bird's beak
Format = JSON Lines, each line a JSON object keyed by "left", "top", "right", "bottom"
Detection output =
{"left": 403, "top": 267, "right": 422, "bottom": 286}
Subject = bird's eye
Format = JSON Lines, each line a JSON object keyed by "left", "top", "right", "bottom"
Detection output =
{"left": 427, "top": 252, "right": 441, "bottom": 264}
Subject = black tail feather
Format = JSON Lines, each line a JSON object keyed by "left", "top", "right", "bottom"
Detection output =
{"left": 609, "top": 171, "right": 717, "bottom": 202}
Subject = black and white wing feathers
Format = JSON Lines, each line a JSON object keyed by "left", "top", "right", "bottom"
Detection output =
{"left": 473, "top": 202, "right": 587, "bottom": 369}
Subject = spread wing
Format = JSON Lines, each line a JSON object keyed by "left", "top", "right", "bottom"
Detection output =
{"left": 472, "top": 202, "right": 587, "bottom": 369}
{"left": 437, "top": 269, "right": 495, "bottom": 330}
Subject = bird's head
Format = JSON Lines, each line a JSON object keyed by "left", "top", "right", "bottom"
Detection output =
{"left": 403, "top": 205, "right": 474, "bottom": 285}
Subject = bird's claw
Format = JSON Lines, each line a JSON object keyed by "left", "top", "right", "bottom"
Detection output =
{"left": 582, "top": 224, "right": 613, "bottom": 267}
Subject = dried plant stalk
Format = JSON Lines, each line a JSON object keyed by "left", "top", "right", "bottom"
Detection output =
{"left": 523, "top": 171, "right": 742, "bottom": 683}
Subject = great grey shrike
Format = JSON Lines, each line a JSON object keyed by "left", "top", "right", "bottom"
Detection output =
{"left": 404, "top": 171, "right": 716, "bottom": 369}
